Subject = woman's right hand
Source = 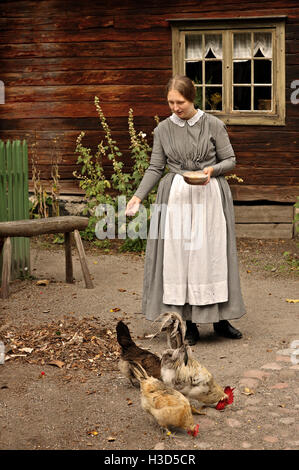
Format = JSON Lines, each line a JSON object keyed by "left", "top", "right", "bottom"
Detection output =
{"left": 125, "top": 195, "right": 141, "bottom": 216}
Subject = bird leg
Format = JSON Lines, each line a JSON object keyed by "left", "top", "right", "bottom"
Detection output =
{"left": 191, "top": 405, "right": 206, "bottom": 415}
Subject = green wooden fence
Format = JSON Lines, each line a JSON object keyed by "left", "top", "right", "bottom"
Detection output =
{"left": 0, "top": 139, "right": 30, "bottom": 281}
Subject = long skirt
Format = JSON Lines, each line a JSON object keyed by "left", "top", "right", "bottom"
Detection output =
{"left": 142, "top": 172, "right": 246, "bottom": 324}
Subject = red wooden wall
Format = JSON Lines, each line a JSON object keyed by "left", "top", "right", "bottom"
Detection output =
{"left": 0, "top": 0, "right": 298, "bottom": 201}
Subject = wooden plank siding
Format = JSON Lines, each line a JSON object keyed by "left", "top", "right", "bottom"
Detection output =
{"left": 0, "top": 0, "right": 298, "bottom": 203}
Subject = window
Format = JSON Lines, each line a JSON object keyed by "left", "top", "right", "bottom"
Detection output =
{"left": 170, "top": 17, "right": 286, "bottom": 125}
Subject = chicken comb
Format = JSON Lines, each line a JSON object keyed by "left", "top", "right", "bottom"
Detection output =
{"left": 224, "top": 386, "right": 235, "bottom": 404}
{"left": 187, "top": 423, "right": 199, "bottom": 437}
{"left": 215, "top": 386, "right": 235, "bottom": 410}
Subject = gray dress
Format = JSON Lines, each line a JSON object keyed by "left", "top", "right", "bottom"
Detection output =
{"left": 134, "top": 111, "right": 246, "bottom": 324}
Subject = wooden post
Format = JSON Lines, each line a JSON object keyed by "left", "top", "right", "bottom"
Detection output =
{"left": 1, "top": 237, "right": 11, "bottom": 299}
{"left": 64, "top": 231, "right": 73, "bottom": 283}
{"left": 73, "top": 229, "right": 94, "bottom": 289}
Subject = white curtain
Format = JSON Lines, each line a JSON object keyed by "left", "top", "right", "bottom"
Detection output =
{"left": 233, "top": 32, "right": 272, "bottom": 60}
{"left": 254, "top": 32, "right": 272, "bottom": 58}
{"left": 186, "top": 34, "right": 223, "bottom": 60}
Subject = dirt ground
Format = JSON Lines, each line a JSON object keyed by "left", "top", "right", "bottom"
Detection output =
{"left": 0, "top": 236, "right": 298, "bottom": 451}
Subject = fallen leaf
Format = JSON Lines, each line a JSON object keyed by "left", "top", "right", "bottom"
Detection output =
{"left": 118, "top": 288, "right": 126, "bottom": 292}
{"left": 107, "top": 436, "right": 116, "bottom": 442}
{"left": 285, "top": 299, "right": 299, "bottom": 303}
{"left": 47, "top": 359, "right": 65, "bottom": 368}
{"left": 242, "top": 387, "right": 255, "bottom": 396}
{"left": 110, "top": 308, "right": 121, "bottom": 312}
{"left": 246, "top": 270, "right": 251, "bottom": 273}
{"left": 87, "top": 430, "right": 99, "bottom": 436}
{"left": 66, "top": 332, "right": 83, "bottom": 344}
{"left": 36, "top": 279, "right": 50, "bottom": 286}
{"left": 19, "top": 347, "right": 34, "bottom": 354}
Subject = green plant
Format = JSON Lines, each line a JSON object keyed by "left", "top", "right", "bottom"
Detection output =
{"left": 283, "top": 251, "right": 299, "bottom": 272}
{"left": 30, "top": 133, "right": 63, "bottom": 220}
{"left": 73, "top": 98, "right": 160, "bottom": 251}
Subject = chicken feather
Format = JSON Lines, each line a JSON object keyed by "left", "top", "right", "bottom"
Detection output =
{"left": 116, "top": 320, "right": 161, "bottom": 386}
{"left": 159, "top": 313, "right": 235, "bottom": 411}
{"left": 128, "top": 360, "right": 199, "bottom": 437}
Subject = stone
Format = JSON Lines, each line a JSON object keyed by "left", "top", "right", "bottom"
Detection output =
{"left": 263, "top": 435, "right": 279, "bottom": 444}
{"left": 226, "top": 418, "right": 242, "bottom": 428}
{"left": 276, "top": 355, "right": 291, "bottom": 362}
{"left": 270, "top": 382, "right": 289, "bottom": 389}
{"left": 242, "top": 441, "right": 252, "bottom": 449}
{"left": 261, "top": 363, "right": 282, "bottom": 370}
{"left": 153, "top": 442, "right": 165, "bottom": 450}
{"left": 243, "top": 369, "right": 270, "bottom": 380}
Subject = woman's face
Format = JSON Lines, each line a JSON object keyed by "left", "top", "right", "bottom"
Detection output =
{"left": 167, "top": 89, "right": 195, "bottom": 120}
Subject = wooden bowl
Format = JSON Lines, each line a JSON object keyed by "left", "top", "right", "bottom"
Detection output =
{"left": 183, "top": 171, "right": 208, "bottom": 185}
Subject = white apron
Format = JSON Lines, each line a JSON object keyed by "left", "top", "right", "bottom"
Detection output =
{"left": 163, "top": 174, "right": 228, "bottom": 306}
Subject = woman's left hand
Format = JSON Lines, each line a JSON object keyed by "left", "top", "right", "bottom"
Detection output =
{"left": 203, "top": 166, "right": 214, "bottom": 185}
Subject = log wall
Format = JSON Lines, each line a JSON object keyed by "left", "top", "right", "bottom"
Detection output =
{"left": 0, "top": 0, "right": 298, "bottom": 202}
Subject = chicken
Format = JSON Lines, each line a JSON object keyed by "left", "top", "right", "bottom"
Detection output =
{"left": 159, "top": 311, "right": 186, "bottom": 350}
{"left": 159, "top": 312, "right": 235, "bottom": 413}
{"left": 116, "top": 320, "right": 161, "bottom": 386}
{"left": 128, "top": 360, "right": 199, "bottom": 437}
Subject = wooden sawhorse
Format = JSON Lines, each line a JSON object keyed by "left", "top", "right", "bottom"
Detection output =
{"left": 0, "top": 216, "right": 94, "bottom": 299}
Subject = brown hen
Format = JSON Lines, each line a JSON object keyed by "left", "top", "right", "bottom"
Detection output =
{"left": 116, "top": 320, "right": 161, "bottom": 386}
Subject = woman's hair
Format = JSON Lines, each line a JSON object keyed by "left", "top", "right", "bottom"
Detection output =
{"left": 166, "top": 75, "right": 196, "bottom": 103}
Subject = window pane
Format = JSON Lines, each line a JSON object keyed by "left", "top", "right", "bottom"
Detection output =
{"left": 254, "top": 32, "right": 272, "bottom": 58}
{"left": 233, "top": 33, "right": 251, "bottom": 58}
{"left": 205, "top": 61, "right": 222, "bottom": 84}
{"left": 194, "top": 87, "right": 203, "bottom": 110}
{"left": 233, "top": 60, "right": 251, "bottom": 84}
{"left": 186, "top": 34, "right": 203, "bottom": 60}
{"left": 233, "top": 87, "right": 251, "bottom": 110}
{"left": 186, "top": 61, "right": 202, "bottom": 84}
{"left": 205, "top": 34, "right": 222, "bottom": 59}
{"left": 205, "top": 87, "right": 222, "bottom": 111}
{"left": 254, "top": 59, "right": 272, "bottom": 84}
{"left": 254, "top": 86, "right": 272, "bottom": 110}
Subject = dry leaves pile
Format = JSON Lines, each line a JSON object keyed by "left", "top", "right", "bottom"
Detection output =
{"left": 0, "top": 317, "right": 120, "bottom": 372}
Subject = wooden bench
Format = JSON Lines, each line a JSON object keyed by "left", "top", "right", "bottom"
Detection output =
{"left": 0, "top": 216, "right": 94, "bottom": 299}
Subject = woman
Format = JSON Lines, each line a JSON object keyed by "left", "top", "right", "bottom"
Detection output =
{"left": 126, "top": 75, "right": 245, "bottom": 345}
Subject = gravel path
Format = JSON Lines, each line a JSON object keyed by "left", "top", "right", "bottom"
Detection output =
{"left": 0, "top": 238, "right": 298, "bottom": 450}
